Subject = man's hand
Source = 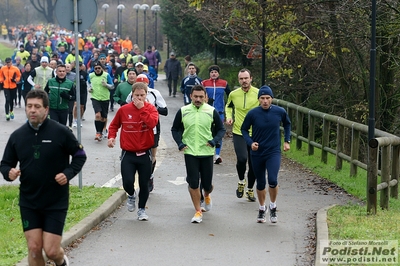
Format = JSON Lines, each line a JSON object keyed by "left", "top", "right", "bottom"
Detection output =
{"left": 283, "top": 142, "right": 290, "bottom": 152}
{"left": 55, "top": 173, "right": 68, "bottom": 185}
{"left": 8, "top": 168, "right": 21, "bottom": 181}
{"left": 34, "top": 84, "right": 41, "bottom": 89}
{"left": 117, "top": 100, "right": 127, "bottom": 106}
{"left": 60, "top": 91, "right": 71, "bottom": 100}
{"left": 251, "top": 142, "right": 259, "bottom": 151}
{"left": 133, "top": 97, "right": 144, "bottom": 109}
{"left": 108, "top": 138, "right": 116, "bottom": 148}
{"left": 226, "top": 118, "right": 233, "bottom": 126}
{"left": 179, "top": 146, "right": 188, "bottom": 151}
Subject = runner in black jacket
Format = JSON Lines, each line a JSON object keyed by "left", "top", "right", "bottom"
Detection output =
{"left": 0, "top": 89, "right": 86, "bottom": 266}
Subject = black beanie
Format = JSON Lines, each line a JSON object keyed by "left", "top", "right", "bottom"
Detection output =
{"left": 208, "top": 65, "right": 220, "bottom": 73}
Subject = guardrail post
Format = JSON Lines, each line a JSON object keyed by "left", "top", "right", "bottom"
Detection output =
{"left": 367, "top": 138, "right": 378, "bottom": 214}
{"left": 391, "top": 145, "right": 399, "bottom": 199}
{"left": 350, "top": 126, "right": 360, "bottom": 177}
{"left": 336, "top": 121, "right": 344, "bottom": 170}
{"left": 307, "top": 111, "right": 315, "bottom": 155}
{"left": 296, "top": 108, "right": 303, "bottom": 151}
{"left": 321, "top": 116, "right": 329, "bottom": 164}
{"left": 380, "top": 145, "right": 390, "bottom": 209}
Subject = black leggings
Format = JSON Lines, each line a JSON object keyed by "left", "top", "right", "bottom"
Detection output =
{"left": 68, "top": 100, "right": 74, "bottom": 126}
{"left": 3, "top": 88, "right": 16, "bottom": 114}
{"left": 49, "top": 109, "right": 68, "bottom": 125}
{"left": 167, "top": 78, "right": 178, "bottom": 96}
{"left": 184, "top": 154, "right": 213, "bottom": 192}
{"left": 120, "top": 150, "right": 152, "bottom": 209}
{"left": 109, "top": 88, "right": 116, "bottom": 109}
{"left": 232, "top": 133, "right": 256, "bottom": 189}
{"left": 15, "top": 83, "right": 22, "bottom": 105}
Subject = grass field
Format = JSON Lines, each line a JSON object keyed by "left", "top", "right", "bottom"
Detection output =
{"left": 284, "top": 143, "right": 400, "bottom": 243}
{"left": 0, "top": 42, "right": 15, "bottom": 62}
{"left": 0, "top": 185, "right": 118, "bottom": 266}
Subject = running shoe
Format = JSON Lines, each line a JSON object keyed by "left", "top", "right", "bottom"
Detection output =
{"left": 137, "top": 208, "right": 148, "bottom": 221}
{"left": 257, "top": 209, "right": 266, "bottom": 223}
{"left": 103, "top": 129, "right": 108, "bottom": 139}
{"left": 204, "top": 195, "right": 212, "bottom": 211}
{"left": 236, "top": 180, "right": 246, "bottom": 198}
{"left": 72, "top": 120, "right": 77, "bottom": 128}
{"left": 246, "top": 189, "right": 256, "bottom": 202}
{"left": 5, "top": 114, "right": 10, "bottom": 121}
{"left": 200, "top": 200, "right": 206, "bottom": 212}
{"left": 214, "top": 157, "right": 222, "bottom": 164}
{"left": 191, "top": 211, "right": 202, "bottom": 223}
{"left": 127, "top": 195, "right": 136, "bottom": 212}
{"left": 94, "top": 133, "right": 102, "bottom": 141}
{"left": 10, "top": 111, "right": 14, "bottom": 119}
{"left": 269, "top": 206, "right": 278, "bottom": 223}
{"left": 63, "top": 255, "right": 70, "bottom": 266}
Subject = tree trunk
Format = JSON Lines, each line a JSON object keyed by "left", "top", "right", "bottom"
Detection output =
{"left": 30, "top": 0, "right": 55, "bottom": 24}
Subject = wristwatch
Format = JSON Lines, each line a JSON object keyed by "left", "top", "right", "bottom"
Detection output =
{"left": 285, "top": 140, "right": 291, "bottom": 143}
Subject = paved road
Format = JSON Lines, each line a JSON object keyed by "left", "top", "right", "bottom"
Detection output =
{"left": 0, "top": 73, "right": 352, "bottom": 265}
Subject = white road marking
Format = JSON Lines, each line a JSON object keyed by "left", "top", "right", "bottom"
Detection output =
{"left": 101, "top": 136, "right": 167, "bottom": 188}
{"left": 168, "top": 176, "right": 187, "bottom": 185}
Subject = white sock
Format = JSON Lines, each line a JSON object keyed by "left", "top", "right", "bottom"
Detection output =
{"left": 259, "top": 205, "right": 266, "bottom": 211}
{"left": 270, "top": 202, "right": 276, "bottom": 209}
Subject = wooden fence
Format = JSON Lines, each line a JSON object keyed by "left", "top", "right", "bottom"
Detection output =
{"left": 273, "top": 99, "right": 400, "bottom": 214}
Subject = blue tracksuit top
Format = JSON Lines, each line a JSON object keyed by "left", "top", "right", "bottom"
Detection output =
{"left": 180, "top": 75, "right": 202, "bottom": 105}
{"left": 241, "top": 105, "right": 291, "bottom": 156}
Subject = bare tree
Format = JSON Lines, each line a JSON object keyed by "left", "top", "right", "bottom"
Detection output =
{"left": 30, "top": 0, "right": 56, "bottom": 24}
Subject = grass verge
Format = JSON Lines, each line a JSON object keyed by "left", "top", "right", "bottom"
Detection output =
{"left": 0, "top": 42, "right": 15, "bottom": 61}
{"left": 284, "top": 143, "right": 400, "bottom": 244}
{"left": 0, "top": 185, "right": 118, "bottom": 266}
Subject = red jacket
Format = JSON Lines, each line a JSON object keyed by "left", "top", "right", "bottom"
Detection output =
{"left": 108, "top": 101, "right": 158, "bottom": 152}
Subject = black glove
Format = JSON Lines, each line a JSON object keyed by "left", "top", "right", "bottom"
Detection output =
{"left": 208, "top": 140, "right": 216, "bottom": 148}
{"left": 118, "top": 100, "right": 127, "bottom": 106}
{"left": 11, "top": 79, "right": 16, "bottom": 83}
{"left": 60, "top": 91, "right": 71, "bottom": 100}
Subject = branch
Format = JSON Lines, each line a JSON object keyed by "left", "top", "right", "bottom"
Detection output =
{"left": 30, "top": 0, "right": 45, "bottom": 13}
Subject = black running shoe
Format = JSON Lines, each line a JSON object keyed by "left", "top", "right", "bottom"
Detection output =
{"left": 236, "top": 181, "right": 246, "bottom": 198}
{"left": 246, "top": 189, "right": 256, "bottom": 202}
{"left": 214, "top": 157, "right": 222, "bottom": 164}
{"left": 257, "top": 209, "right": 266, "bottom": 223}
{"left": 269, "top": 206, "right": 278, "bottom": 223}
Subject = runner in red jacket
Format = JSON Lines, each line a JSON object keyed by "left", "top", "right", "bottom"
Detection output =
{"left": 107, "top": 82, "right": 158, "bottom": 221}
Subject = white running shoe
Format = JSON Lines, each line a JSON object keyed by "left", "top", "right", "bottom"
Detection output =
{"left": 127, "top": 195, "right": 136, "bottom": 212}
{"left": 137, "top": 208, "right": 149, "bottom": 221}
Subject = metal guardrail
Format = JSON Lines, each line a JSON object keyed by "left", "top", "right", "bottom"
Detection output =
{"left": 273, "top": 99, "right": 400, "bottom": 214}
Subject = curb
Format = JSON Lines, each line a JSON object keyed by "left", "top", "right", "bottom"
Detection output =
{"left": 315, "top": 204, "right": 336, "bottom": 266}
{"left": 16, "top": 190, "right": 127, "bottom": 266}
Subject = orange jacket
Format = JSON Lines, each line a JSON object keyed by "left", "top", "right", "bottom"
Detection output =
{"left": 121, "top": 40, "right": 133, "bottom": 52}
{"left": 0, "top": 65, "right": 21, "bottom": 89}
